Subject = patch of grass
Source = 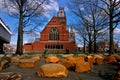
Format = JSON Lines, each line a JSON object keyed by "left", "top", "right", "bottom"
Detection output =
{"left": 46, "top": 52, "right": 65, "bottom": 54}
{"left": 24, "top": 52, "right": 43, "bottom": 55}
{"left": 23, "top": 51, "right": 95, "bottom": 56}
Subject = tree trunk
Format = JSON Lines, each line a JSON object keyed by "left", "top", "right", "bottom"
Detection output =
{"left": 88, "top": 41, "right": 92, "bottom": 53}
{"left": 16, "top": 7, "right": 23, "bottom": 55}
{"left": 83, "top": 39, "right": 86, "bottom": 53}
{"left": 109, "top": 5, "right": 114, "bottom": 55}
{"left": 94, "top": 32, "right": 97, "bottom": 53}
{"left": 109, "top": 22, "right": 114, "bottom": 54}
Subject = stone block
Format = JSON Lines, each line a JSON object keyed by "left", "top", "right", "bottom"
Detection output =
{"left": 75, "top": 56, "right": 85, "bottom": 63}
{"left": 95, "top": 57, "right": 103, "bottom": 65}
{"left": 37, "top": 63, "right": 68, "bottom": 78}
{"left": 0, "top": 60, "right": 9, "bottom": 71}
{"left": 45, "top": 54, "right": 56, "bottom": 58}
{"left": 104, "top": 56, "right": 117, "bottom": 63}
{"left": 77, "top": 54, "right": 87, "bottom": 57}
{"left": 0, "top": 54, "right": 4, "bottom": 58}
{"left": 19, "top": 59, "right": 38, "bottom": 68}
{"left": 31, "top": 56, "right": 41, "bottom": 61}
{"left": 75, "top": 62, "right": 91, "bottom": 73}
{"left": 62, "top": 54, "right": 74, "bottom": 58}
{"left": 34, "top": 54, "right": 42, "bottom": 58}
{"left": 45, "top": 56, "right": 59, "bottom": 63}
{"left": 11, "top": 57, "right": 20, "bottom": 63}
{"left": 63, "top": 56, "right": 76, "bottom": 68}
{"left": 87, "top": 55, "right": 93, "bottom": 68}
{"left": 6, "top": 54, "right": 13, "bottom": 58}
{"left": 59, "top": 59, "right": 74, "bottom": 69}
{"left": 112, "top": 55, "right": 120, "bottom": 62}
{"left": 93, "top": 54, "right": 103, "bottom": 63}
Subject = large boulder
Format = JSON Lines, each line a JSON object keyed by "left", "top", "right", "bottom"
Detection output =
{"left": 59, "top": 56, "right": 76, "bottom": 69}
{"left": 1, "top": 56, "right": 11, "bottom": 63}
{"left": 45, "top": 54, "right": 56, "bottom": 58}
{"left": 0, "top": 54, "right": 4, "bottom": 59}
{"left": 104, "top": 55, "right": 117, "bottom": 63}
{"left": 37, "top": 63, "right": 68, "bottom": 78}
{"left": 112, "top": 54, "right": 120, "bottom": 62}
{"left": 19, "top": 59, "right": 38, "bottom": 68}
{"left": 93, "top": 54, "right": 103, "bottom": 65}
{"left": 0, "top": 72, "right": 22, "bottom": 80}
{"left": 75, "top": 62, "right": 91, "bottom": 73}
{"left": 77, "top": 54, "right": 87, "bottom": 57}
{"left": 87, "top": 55, "right": 94, "bottom": 68}
{"left": 75, "top": 56, "right": 85, "bottom": 63}
{"left": 6, "top": 54, "right": 13, "bottom": 59}
{"left": 31, "top": 56, "right": 41, "bottom": 61}
{"left": 59, "top": 59, "right": 74, "bottom": 69}
{"left": 33, "top": 54, "right": 42, "bottom": 59}
{"left": 95, "top": 57, "right": 103, "bottom": 65}
{"left": 20, "top": 54, "right": 40, "bottom": 62}
{"left": 11, "top": 56, "right": 20, "bottom": 63}
{"left": 64, "top": 56, "right": 76, "bottom": 67}
{"left": 20, "top": 54, "right": 35, "bottom": 60}
{"left": 61, "top": 54, "right": 74, "bottom": 58}
{"left": 45, "top": 56, "right": 59, "bottom": 63}
{"left": 0, "top": 60, "right": 9, "bottom": 71}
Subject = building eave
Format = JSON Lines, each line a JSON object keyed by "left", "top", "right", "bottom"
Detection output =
{"left": 0, "top": 19, "right": 12, "bottom": 35}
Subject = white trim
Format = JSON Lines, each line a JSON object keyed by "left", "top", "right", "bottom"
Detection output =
{"left": 0, "top": 19, "right": 12, "bottom": 34}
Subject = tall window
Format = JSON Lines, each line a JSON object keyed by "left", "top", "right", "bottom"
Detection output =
{"left": 49, "top": 27, "right": 59, "bottom": 40}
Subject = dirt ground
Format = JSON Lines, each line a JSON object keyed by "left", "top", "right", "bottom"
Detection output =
{"left": 0, "top": 57, "right": 118, "bottom": 80}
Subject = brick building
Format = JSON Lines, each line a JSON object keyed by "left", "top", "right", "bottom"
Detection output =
{"left": 23, "top": 8, "right": 77, "bottom": 52}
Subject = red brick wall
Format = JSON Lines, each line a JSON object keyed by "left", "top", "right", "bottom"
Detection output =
{"left": 64, "top": 42, "right": 77, "bottom": 51}
{"left": 32, "top": 42, "right": 45, "bottom": 52}
{"left": 23, "top": 45, "right": 33, "bottom": 52}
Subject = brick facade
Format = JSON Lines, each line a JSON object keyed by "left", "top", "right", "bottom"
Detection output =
{"left": 23, "top": 8, "right": 77, "bottom": 52}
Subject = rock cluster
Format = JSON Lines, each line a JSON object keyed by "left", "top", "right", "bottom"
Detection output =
{"left": 0, "top": 53, "right": 119, "bottom": 79}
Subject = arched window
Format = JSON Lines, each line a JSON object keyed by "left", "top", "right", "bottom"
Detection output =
{"left": 49, "top": 27, "right": 59, "bottom": 40}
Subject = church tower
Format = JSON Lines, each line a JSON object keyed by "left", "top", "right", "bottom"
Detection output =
{"left": 57, "top": 8, "right": 66, "bottom": 18}
{"left": 69, "top": 27, "right": 75, "bottom": 42}
{"left": 57, "top": 8, "right": 66, "bottom": 28}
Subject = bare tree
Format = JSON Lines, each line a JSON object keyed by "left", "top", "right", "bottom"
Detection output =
{"left": 74, "top": 24, "right": 88, "bottom": 53}
{"left": 91, "top": 0, "right": 120, "bottom": 54}
{"left": 68, "top": 0, "right": 108, "bottom": 53}
{"left": 2, "top": 0, "right": 51, "bottom": 55}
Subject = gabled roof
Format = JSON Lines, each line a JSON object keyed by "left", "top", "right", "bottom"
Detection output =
{"left": 40, "top": 16, "right": 58, "bottom": 33}
{"left": 0, "top": 18, "right": 12, "bottom": 34}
